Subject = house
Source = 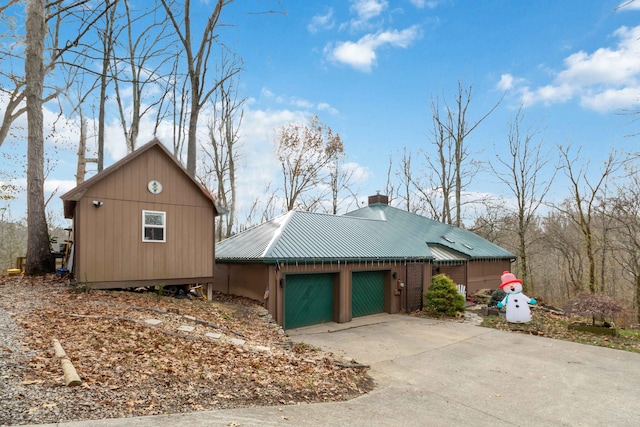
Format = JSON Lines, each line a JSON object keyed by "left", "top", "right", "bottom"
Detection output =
{"left": 214, "top": 194, "right": 515, "bottom": 329}
{"left": 60, "top": 138, "right": 220, "bottom": 295}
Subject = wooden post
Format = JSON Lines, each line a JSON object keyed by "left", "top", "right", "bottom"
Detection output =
{"left": 52, "top": 338, "right": 82, "bottom": 387}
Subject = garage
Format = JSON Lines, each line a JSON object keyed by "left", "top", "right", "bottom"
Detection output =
{"left": 284, "top": 273, "right": 335, "bottom": 329}
{"left": 215, "top": 193, "right": 515, "bottom": 329}
{"left": 352, "top": 271, "right": 385, "bottom": 318}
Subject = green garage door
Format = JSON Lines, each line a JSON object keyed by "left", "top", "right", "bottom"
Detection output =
{"left": 352, "top": 271, "right": 385, "bottom": 318}
{"left": 284, "top": 273, "right": 334, "bottom": 329}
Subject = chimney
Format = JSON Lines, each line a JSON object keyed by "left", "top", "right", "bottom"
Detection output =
{"left": 368, "top": 193, "right": 389, "bottom": 206}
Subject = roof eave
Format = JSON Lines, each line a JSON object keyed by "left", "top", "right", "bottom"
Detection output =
{"left": 216, "top": 256, "right": 435, "bottom": 264}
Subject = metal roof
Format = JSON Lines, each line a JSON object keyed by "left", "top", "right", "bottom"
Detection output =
{"left": 215, "top": 203, "right": 515, "bottom": 263}
{"left": 345, "top": 204, "right": 515, "bottom": 260}
{"left": 428, "top": 245, "right": 468, "bottom": 262}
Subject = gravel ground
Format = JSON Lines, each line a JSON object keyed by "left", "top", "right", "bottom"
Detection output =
{"left": 0, "top": 275, "right": 372, "bottom": 426}
{"left": 0, "top": 280, "right": 45, "bottom": 426}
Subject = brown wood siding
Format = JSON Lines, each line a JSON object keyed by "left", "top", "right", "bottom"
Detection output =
{"left": 213, "top": 263, "right": 270, "bottom": 301}
{"left": 216, "top": 260, "right": 427, "bottom": 327}
{"left": 74, "top": 146, "right": 214, "bottom": 285}
{"left": 437, "top": 265, "right": 466, "bottom": 289}
{"left": 467, "top": 260, "right": 511, "bottom": 295}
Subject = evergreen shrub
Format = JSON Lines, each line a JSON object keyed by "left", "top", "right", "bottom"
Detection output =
{"left": 424, "top": 274, "right": 466, "bottom": 316}
{"left": 489, "top": 289, "right": 506, "bottom": 307}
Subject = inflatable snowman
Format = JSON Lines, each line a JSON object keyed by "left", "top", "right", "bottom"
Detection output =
{"left": 496, "top": 271, "right": 537, "bottom": 323}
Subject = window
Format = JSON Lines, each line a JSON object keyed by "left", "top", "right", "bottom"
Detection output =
{"left": 142, "top": 210, "right": 166, "bottom": 242}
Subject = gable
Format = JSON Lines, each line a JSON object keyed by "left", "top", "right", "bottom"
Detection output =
{"left": 61, "top": 139, "right": 216, "bottom": 218}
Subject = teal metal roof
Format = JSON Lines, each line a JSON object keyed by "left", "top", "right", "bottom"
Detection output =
{"left": 346, "top": 204, "right": 515, "bottom": 260}
{"left": 215, "top": 203, "right": 516, "bottom": 263}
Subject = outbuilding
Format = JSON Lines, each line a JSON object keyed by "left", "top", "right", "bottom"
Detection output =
{"left": 60, "top": 139, "right": 219, "bottom": 295}
{"left": 214, "top": 194, "right": 515, "bottom": 329}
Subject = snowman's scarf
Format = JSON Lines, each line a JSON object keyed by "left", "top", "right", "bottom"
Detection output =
{"left": 503, "top": 291, "right": 523, "bottom": 304}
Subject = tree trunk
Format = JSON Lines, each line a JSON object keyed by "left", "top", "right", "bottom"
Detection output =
{"left": 25, "top": 0, "right": 52, "bottom": 275}
{"left": 187, "top": 97, "right": 199, "bottom": 177}
{"left": 76, "top": 116, "right": 88, "bottom": 185}
{"left": 636, "top": 269, "right": 640, "bottom": 324}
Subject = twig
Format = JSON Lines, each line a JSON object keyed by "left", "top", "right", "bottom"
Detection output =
{"left": 333, "top": 361, "right": 370, "bottom": 369}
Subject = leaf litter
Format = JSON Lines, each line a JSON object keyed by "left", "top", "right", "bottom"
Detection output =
{"left": 0, "top": 274, "right": 373, "bottom": 425}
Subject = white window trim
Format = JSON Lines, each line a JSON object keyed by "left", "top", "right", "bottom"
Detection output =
{"left": 142, "top": 210, "right": 166, "bottom": 243}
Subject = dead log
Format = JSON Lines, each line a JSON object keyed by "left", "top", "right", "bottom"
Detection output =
{"left": 52, "top": 339, "right": 82, "bottom": 387}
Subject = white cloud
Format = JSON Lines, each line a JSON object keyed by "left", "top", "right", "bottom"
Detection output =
{"left": 345, "top": 0, "right": 389, "bottom": 32}
{"left": 0, "top": 83, "right": 354, "bottom": 225}
{"left": 351, "top": 0, "right": 388, "bottom": 21}
{"left": 580, "top": 86, "right": 640, "bottom": 112}
{"left": 260, "top": 87, "right": 339, "bottom": 114}
{"left": 325, "top": 25, "right": 421, "bottom": 72}
{"left": 497, "top": 74, "right": 515, "bottom": 91}
{"left": 504, "top": 25, "right": 640, "bottom": 112}
{"left": 317, "top": 102, "right": 339, "bottom": 115}
{"left": 409, "top": 0, "right": 439, "bottom": 9}
{"left": 308, "top": 8, "right": 335, "bottom": 33}
{"left": 617, "top": 0, "right": 640, "bottom": 11}
{"left": 45, "top": 179, "right": 76, "bottom": 196}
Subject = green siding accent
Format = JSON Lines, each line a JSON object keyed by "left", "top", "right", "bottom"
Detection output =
{"left": 352, "top": 271, "right": 385, "bottom": 317}
{"left": 284, "top": 274, "right": 334, "bottom": 329}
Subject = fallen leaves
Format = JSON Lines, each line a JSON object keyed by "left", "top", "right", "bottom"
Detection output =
{"left": 480, "top": 307, "right": 640, "bottom": 353}
{"left": 0, "top": 274, "right": 374, "bottom": 425}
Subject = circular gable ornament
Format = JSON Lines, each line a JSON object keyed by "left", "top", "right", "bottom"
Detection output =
{"left": 147, "top": 180, "right": 163, "bottom": 195}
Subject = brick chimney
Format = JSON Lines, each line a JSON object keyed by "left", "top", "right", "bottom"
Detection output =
{"left": 368, "top": 193, "right": 389, "bottom": 205}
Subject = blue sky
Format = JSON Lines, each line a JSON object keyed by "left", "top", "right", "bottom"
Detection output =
{"left": 2, "top": 0, "right": 640, "bottom": 227}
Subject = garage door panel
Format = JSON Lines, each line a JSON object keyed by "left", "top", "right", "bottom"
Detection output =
{"left": 352, "top": 271, "right": 384, "bottom": 318}
{"left": 284, "top": 274, "right": 334, "bottom": 329}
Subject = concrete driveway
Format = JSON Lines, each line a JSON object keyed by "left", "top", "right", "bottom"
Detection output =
{"left": 33, "top": 313, "right": 640, "bottom": 427}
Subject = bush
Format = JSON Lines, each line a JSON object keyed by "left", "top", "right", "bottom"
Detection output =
{"left": 424, "top": 274, "right": 466, "bottom": 316}
{"left": 489, "top": 289, "right": 506, "bottom": 308}
{"left": 563, "top": 293, "right": 626, "bottom": 326}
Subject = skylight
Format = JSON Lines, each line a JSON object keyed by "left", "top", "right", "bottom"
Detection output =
{"left": 441, "top": 235, "right": 455, "bottom": 243}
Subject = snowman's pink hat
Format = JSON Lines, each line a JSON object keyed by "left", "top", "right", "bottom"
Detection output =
{"left": 500, "top": 271, "right": 522, "bottom": 289}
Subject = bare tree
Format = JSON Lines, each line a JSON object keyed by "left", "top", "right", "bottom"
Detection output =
{"left": 430, "top": 82, "right": 502, "bottom": 226}
{"left": 21, "top": 0, "right": 114, "bottom": 274}
{"left": 25, "top": 0, "right": 51, "bottom": 274}
{"left": 112, "top": 0, "right": 174, "bottom": 154}
{"left": 610, "top": 169, "right": 640, "bottom": 322}
{"left": 275, "top": 115, "right": 344, "bottom": 212}
{"left": 490, "top": 107, "right": 556, "bottom": 293}
{"left": 242, "top": 182, "right": 279, "bottom": 230}
{"left": 425, "top": 97, "right": 455, "bottom": 222}
{"left": 542, "top": 208, "right": 586, "bottom": 298}
{"left": 394, "top": 147, "right": 415, "bottom": 213}
{"left": 95, "top": 0, "right": 118, "bottom": 171}
{"left": 0, "top": 1, "right": 60, "bottom": 148}
{"left": 75, "top": 111, "right": 97, "bottom": 184}
{"left": 1, "top": 0, "right": 111, "bottom": 150}
{"left": 556, "top": 145, "right": 625, "bottom": 293}
{"left": 199, "top": 53, "right": 244, "bottom": 240}
{"left": 160, "top": 0, "right": 240, "bottom": 177}
{"left": 384, "top": 155, "right": 398, "bottom": 207}
{"left": 326, "top": 145, "right": 361, "bottom": 215}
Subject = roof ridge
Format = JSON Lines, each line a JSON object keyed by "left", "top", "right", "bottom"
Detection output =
{"left": 261, "top": 210, "right": 295, "bottom": 257}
